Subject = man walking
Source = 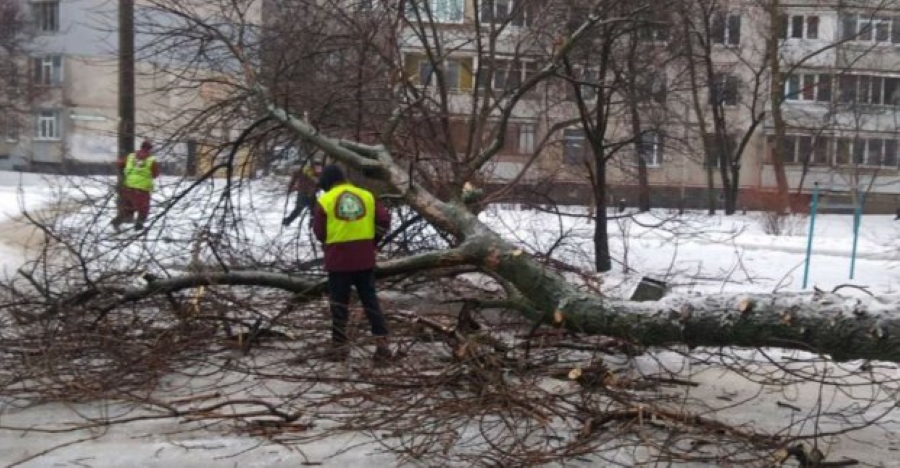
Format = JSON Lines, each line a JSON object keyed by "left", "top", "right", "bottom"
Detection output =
{"left": 312, "top": 164, "right": 394, "bottom": 363}
{"left": 111, "top": 140, "right": 159, "bottom": 232}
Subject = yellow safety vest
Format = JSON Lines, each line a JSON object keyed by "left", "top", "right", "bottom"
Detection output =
{"left": 317, "top": 183, "right": 376, "bottom": 245}
{"left": 123, "top": 153, "right": 156, "bottom": 192}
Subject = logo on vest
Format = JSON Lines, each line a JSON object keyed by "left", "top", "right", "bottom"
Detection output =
{"left": 335, "top": 192, "right": 366, "bottom": 221}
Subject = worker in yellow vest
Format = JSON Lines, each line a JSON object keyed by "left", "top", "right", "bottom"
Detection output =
{"left": 111, "top": 140, "right": 159, "bottom": 232}
{"left": 311, "top": 164, "right": 394, "bottom": 363}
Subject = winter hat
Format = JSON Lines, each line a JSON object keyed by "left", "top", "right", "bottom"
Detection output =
{"left": 318, "top": 164, "right": 346, "bottom": 191}
{"left": 140, "top": 140, "right": 153, "bottom": 150}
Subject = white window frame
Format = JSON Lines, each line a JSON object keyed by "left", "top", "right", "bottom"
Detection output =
{"left": 836, "top": 74, "right": 900, "bottom": 106}
{"left": 519, "top": 123, "right": 534, "bottom": 154}
{"left": 33, "top": 0, "right": 60, "bottom": 33}
{"left": 842, "top": 14, "right": 900, "bottom": 44}
{"left": 563, "top": 128, "right": 585, "bottom": 164}
{"left": 640, "top": 71, "right": 667, "bottom": 104}
{"left": 845, "top": 137, "right": 898, "bottom": 167}
{"left": 711, "top": 11, "right": 741, "bottom": 45}
{"left": 479, "top": 0, "right": 531, "bottom": 27}
{"left": 480, "top": 59, "right": 537, "bottom": 91}
{"left": 578, "top": 67, "right": 599, "bottom": 101}
{"left": 419, "top": 59, "right": 457, "bottom": 90}
{"left": 33, "top": 55, "right": 63, "bottom": 86}
{"left": 638, "top": 130, "right": 663, "bottom": 167}
{"left": 406, "top": 0, "right": 464, "bottom": 24}
{"left": 710, "top": 73, "right": 740, "bottom": 106}
{"left": 784, "top": 73, "right": 833, "bottom": 102}
{"left": 5, "top": 61, "right": 19, "bottom": 97}
{"left": 34, "top": 109, "right": 61, "bottom": 141}
{"left": 784, "top": 14, "right": 819, "bottom": 40}
{"left": 5, "top": 117, "right": 19, "bottom": 142}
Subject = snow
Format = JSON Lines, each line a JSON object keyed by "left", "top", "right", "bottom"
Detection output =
{"left": 0, "top": 172, "right": 899, "bottom": 466}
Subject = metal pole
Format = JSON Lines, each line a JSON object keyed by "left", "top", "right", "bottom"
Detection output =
{"left": 850, "top": 187, "right": 863, "bottom": 279}
{"left": 802, "top": 183, "right": 820, "bottom": 289}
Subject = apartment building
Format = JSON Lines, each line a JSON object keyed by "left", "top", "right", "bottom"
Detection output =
{"left": 772, "top": 4, "right": 900, "bottom": 210}
{"left": 389, "top": 0, "right": 900, "bottom": 211}
{"left": 0, "top": 0, "right": 210, "bottom": 174}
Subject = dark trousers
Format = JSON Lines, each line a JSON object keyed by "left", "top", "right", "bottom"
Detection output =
{"left": 328, "top": 270, "right": 389, "bottom": 345}
{"left": 283, "top": 192, "right": 313, "bottom": 226}
{"left": 113, "top": 187, "right": 151, "bottom": 226}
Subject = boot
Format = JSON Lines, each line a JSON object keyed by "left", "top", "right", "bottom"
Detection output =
{"left": 373, "top": 345, "right": 393, "bottom": 363}
{"left": 372, "top": 337, "right": 400, "bottom": 366}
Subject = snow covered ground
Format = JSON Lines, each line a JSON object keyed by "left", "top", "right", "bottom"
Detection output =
{"left": 0, "top": 172, "right": 899, "bottom": 466}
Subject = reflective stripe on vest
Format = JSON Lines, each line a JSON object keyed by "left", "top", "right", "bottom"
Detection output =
{"left": 317, "top": 183, "right": 376, "bottom": 245}
{"left": 124, "top": 153, "right": 156, "bottom": 192}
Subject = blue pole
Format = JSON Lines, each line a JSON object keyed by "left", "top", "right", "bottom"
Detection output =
{"left": 850, "top": 188, "right": 863, "bottom": 280}
{"left": 803, "top": 183, "right": 820, "bottom": 289}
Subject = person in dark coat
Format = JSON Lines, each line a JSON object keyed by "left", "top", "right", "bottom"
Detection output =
{"left": 282, "top": 162, "right": 320, "bottom": 226}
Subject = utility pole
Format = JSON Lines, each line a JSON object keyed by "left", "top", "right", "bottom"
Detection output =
{"left": 117, "top": 0, "right": 135, "bottom": 214}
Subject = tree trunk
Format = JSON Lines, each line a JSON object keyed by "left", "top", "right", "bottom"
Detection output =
{"left": 728, "top": 163, "right": 741, "bottom": 213}
{"left": 626, "top": 36, "right": 651, "bottom": 212}
{"left": 594, "top": 160, "right": 611, "bottom": 272}
{"left": 264, "top": 86, "right": 900, "bottom": 365}
{"left": 767, "top": 0, "right": 792, "bottom": 213}
{"left": 117, "top": 0, "right": 135, "bottom": 215}
{"left": 706, "top": 166, "right": 717, "bottom": 214}
{"left": 680, "top": 16, "right": 715, "bottom": 215}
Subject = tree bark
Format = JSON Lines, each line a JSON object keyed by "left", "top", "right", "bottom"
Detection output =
{"left": 117, "top": 0, "right": 135, "bottom": 216}
{"left": 593, "top": 159, "right": 611, "bottom": 272}
{"left": 767, "top": 0, "right": 792, "bottom": 213}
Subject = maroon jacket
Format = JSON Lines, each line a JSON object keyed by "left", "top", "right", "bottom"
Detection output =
{"left": 312, "top": 186, "right": 391, "bottom": 272}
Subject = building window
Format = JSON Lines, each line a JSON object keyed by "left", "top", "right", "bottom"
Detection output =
{"left": 5, "top": 117, "right": 18, "bottom": 142}
{"left": 802, "top": 136, "right": 900, "bottom": 167}
{"left": 705, "top": 133, "right": 736, "bottom": 168}
{"left": 711, "top": 11, "right": 741, "bottom": 45}
{"left": 638, "top": 71, "right": 667, "bottom": 104}
{"left": 3, "top": 61, "right": 19, "bottom": 98}
{"left": 847, "top": 138, "right": 899, "bottom": 167}
{"left": 32, "top": 56, "right": 63, "bottom": 86}
{"left": 34, "top": 109, "right": 61, "bottom": 140}
{"left": 479, "top": 0, "right": 533, "bottom": 27}
{"left": 406, "top": 54, "right": 473, "bottom": 92}
{"left": 842, "top": 14, "right": 900, "bottom": 44}
{"left": 637, "top": 11, "right": 669, "bottom": 42}
{"left": 784, "top": 73, "right": 832, "bottom": 102}
{"left": 32, "top": 1, "right": 60, "bottom": 33}
{"left": 710, "top": 73, "right": 739, "bottom": 106}
{"left": 574, "top": 67, "right": 598, "bottom": 100}
{"left": 782, "top": 14, "right": 819, "bottom": 40}
{"left": 781, "top": 135, "right": 826, "bottom": 165}
{"left": 518, "top": 123, "right": 534, "bottom": 154}
{"left": 836, "top": 74, "right": 900, "bottom": 105}
{"left": 638, "top": 130, "right": 663, "bottom": 167}
{"left": 406, "top": 0, "right": 463, "bottom": 23}
{"left": 478, "top": 60, "right": 537, "bottom": 91}
{"left": 563, "top": 128, "right": 586, "bottom": 164}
